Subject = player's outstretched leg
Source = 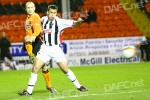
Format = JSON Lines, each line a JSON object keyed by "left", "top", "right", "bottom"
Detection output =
{"left": 66, "top": 69, "right": 88, "bottom": 92}
{"left": 57, "top": 62, "right": 88, "bottom": 92}
{"left": 18, "top": 90, "right": 32, "bottom": 96}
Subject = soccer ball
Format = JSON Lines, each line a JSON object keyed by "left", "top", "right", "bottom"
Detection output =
{"left": 122, "top": 46, "right": 136, "bottom": 58}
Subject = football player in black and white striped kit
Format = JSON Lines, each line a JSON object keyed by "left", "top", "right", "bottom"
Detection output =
{"left": 18, "top": 5, "right": 88, "bottom": 95}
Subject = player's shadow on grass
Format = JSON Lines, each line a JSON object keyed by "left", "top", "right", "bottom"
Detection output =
{"left": 33, "top": 90, "right": 51, "bottom": 95}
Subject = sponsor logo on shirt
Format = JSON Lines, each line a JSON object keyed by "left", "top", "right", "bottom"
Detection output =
{"left": 44, "top": 29, "right": 52, "bottom": 34}
{"left": 25, "top": 25, "right": 32, "bottom": 29}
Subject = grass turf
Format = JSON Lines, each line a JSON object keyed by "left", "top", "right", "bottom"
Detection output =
{"left": 0, "top": 62, "right": 150, "bottom": 100}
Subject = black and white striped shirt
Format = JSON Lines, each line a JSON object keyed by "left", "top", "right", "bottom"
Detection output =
{"left": 41, "top": 16, "right": 74, "bottom": 46}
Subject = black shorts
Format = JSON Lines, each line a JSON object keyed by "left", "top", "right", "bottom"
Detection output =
{"left": 23, "top": 38, "right": 43, "bottom": 56}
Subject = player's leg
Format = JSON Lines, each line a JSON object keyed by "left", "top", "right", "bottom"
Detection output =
{"left": 33, "top": 39, "right": 56, "bottom": 93}
{"left": 18, "top": 58, "right": 45, "bottom": 95}
{"left": 6, "top": 50, "right": 17, "bottom": 70}
{"left": 0, "top": 50, "right": 6, "bottom": 61}
{"left": 54, "top": 46, "right": 88, "bottom": 92}
{"left": 18, "top": 44, "right": 52, "bottom": 95}
{"left": 57, "top": 62, "right": 88, "bottom": 92}
{"left": 42, "top": 65, "right": 51, "bottom": 89}
{"left": 42, "top": 64, "right": 57, "bottom": 93}
{"left": 24, "top": 36, "right": 34, "bottom": 63}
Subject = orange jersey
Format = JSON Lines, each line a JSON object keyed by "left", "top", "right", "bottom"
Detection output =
{"left": 25, "top": 13, "right": 42, "bottom": 37}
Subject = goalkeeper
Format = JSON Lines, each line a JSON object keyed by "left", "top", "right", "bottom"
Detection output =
{"left": 23, "top": 1, "right": 56, "bottom": 93}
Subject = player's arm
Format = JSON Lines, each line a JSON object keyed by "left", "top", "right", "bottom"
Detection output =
{"left": 73, "top": 18, "right": 84, "bottom": 26}
{"left": 24, "top": 15, "right": 41, "bottom": 63}
{"left": 58, "top": 17, "right": 83, "bottom": 30}
{"left": 30, "top": 15, "right": 42, "bottom": 42}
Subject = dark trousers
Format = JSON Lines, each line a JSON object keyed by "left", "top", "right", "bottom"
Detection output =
{"left": 140, "top": 44, "right": 150, "bottom": 61}
{"left": 0, "top": 50, "right": 13, "bottom": 61}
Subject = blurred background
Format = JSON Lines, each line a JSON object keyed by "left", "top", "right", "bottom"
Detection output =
{"left": 0, "top": 0, "right": 150, "bottom": 70}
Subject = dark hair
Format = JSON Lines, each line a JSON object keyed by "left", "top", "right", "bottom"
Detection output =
{"left": 47, "top": 5, "right": 58, "bottom": 11}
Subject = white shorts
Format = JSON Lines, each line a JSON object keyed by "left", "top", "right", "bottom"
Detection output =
{"left": 36, "top": 44, "right": 66, "bottom": 64}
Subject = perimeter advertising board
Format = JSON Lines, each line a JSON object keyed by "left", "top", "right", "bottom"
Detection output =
{"left": 10, "top": 37, "right": 143, "bottom": 67}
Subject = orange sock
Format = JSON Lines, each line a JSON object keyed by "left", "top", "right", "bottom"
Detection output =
{"left": 42, "top": 70, "right": 51, "bottom": 88}
{"left": 25, "top": 43, "right": 33, "bottom": 55}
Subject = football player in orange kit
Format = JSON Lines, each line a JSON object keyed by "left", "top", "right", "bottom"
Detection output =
{"left": 23, "top": 1, "right": 56, "bottom": 93}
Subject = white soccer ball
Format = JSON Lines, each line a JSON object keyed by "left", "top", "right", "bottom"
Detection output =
{"left": 122, "top": 46, "right": 136, "bottom": 58}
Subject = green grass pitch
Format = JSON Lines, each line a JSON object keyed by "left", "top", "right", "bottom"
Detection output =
{"left": 0, "top": 62, "right": 150, "bottom": 100}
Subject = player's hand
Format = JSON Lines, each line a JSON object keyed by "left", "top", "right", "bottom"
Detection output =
{"left": 31, "top": 36, "right": 36, "bottom": 42}
{"left": 25, "top": 36, "right": 32, "bottom": 42}
{"left": 73, "top": 18, "right": 84, "bottom": 26}
{"left": 29, "top": 53, "right": 35, "bottom": 64}
{"left": 24, "top": 36, "right": 36, "bottom": 42}
{"left": 77, "top": 18, "right": 84, "bottom": 23}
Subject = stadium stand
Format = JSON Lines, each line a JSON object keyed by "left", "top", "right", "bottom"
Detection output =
{"left": 0, "top": 0, "right": 147, "bottom": 43}
{"left": 63, "top": 0, "right": 144, "bottom": 40}
{"left": 119, "top": 0, "right": 150, "bottom": 37}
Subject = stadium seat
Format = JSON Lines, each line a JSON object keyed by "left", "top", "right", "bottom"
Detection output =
{"left": 36, "top": 0, "right": 45, "bottom": 4}
{"left": 10, "top": 0, "right": 19, "bottom": 5}
{"left": 109, "top": 26, "right": 117, "bottom": 32}
{"left": 105, "top": 20, "right": 114, "bottom": 26}
{"left": 45, "top": 0, "right": 54, "bottom": 4}
{"left": 0, "top": 20, "right": 9, "bottom": 31}
{"left": 70, "top": 12, "right": 80, "bottom": 20}
{"left": 19, "top": 0, "right": 27, "bottom": 4}
{"left": 113, "top": 20, "right": 122, "bottom": 25}
{"left": 132, "top": 30, "right": 143, "bottom": 36}
{"left": 84, "top": 0, "right": 91, "bottom": 5}
{"left": 82, "top": 27, "right": 92, "bottom": 34}
{"left": 120, "top": 13, "right": 131, "bottom": 20}
{"left": 92, "top": 0, "right": 101, "bottom": 5}
{"left": 115, "top": 25, "right": 123, "bottom": 31}
{"left": 104, "top": 31, "right": 115, "bottom": 37}
{"left": 39, "top": 13, "right": 45, "bottom": 17}
{"left": 145, "top": 2, "right": 150, "bottom": 13}
{"left": 0, "top": 0, "right": 10, "bottom": 6}
{"left": 98, "top": 33, "right": 106, "bottom": 38}
{"left": 62, "top": 35, "right": 68, "bottom": 40}
{"left": 0, "top": 0, "right": 142, "bottom": 40}
{"left": 4, "top": 31, "right": 11, "bottom": 38}
{"left": 27, "top": 0, "right": 36, "bottom": 3}
{"left": 73, "top": 27, "right": 83, "bottom": 34}
{"left": 38, "top": 2, "right": 48, "bottom": 13}
{"left": 18, "top": 14, "right": 27, "bottom": 21}
{"left": 120, "top": 26, "right": 129, "bottom": 31}
{"left": 19, "top": 29, "right": 26, "bottom": 36}
{"left": 79, "top": 22, "right": 89, "bottom": 28}
{"left": 64, "top": 28, "right": 74, "bottom": 34}
{"left": 123, "top": 19, "right": 134, "bottom": 25}
{"left": 82, "top": 5, "right": 92, "bottom": 11}
{"left": 100, "top": 26, "right": 108, "bottom": 32}
{"left": 3, "top": 3, "right": 17, "bottom": 15}
{"left": 57, "top": 12, "right": 62, "bottom": 18}
{"left": 0, "top": 15, "right": 9, "bottom": 21}
{"left": 9, "top": 14, "right": 19, "bottom": 20}
{"left": 112, "top": 31, "right": 124, "bottom": 37}
{"left": 89, "top": 22, "right": 98, "bottom": 28}
{"left": 92, "top": 27, "right": 101, "bottom": 33}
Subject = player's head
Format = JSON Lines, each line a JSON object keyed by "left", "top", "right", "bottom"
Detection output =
{"left": 25, "top": 2, "right": 35, "bottom": 15}
{"left": 47, "top": 5, "right": 58, "bottom": 21}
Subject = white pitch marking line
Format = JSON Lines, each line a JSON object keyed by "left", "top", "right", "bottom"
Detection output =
{"left": 99, "top": 89, "right": 150, "bottom": 96}
{"left": 47, "top": 89, "right": 150, "bottom": 100}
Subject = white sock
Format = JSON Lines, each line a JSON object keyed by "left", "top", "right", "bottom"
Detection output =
{"left": 66, "top": 69, "right": 81, "bottom": 89}
{"left": 12, "top": 61, "right": 17, "bottom": 68}
{"left": 13, "top": 61, "right": 16, "bottom": 66}
{"left": 27, "top": 73, "right": 38, "bottom": 94}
